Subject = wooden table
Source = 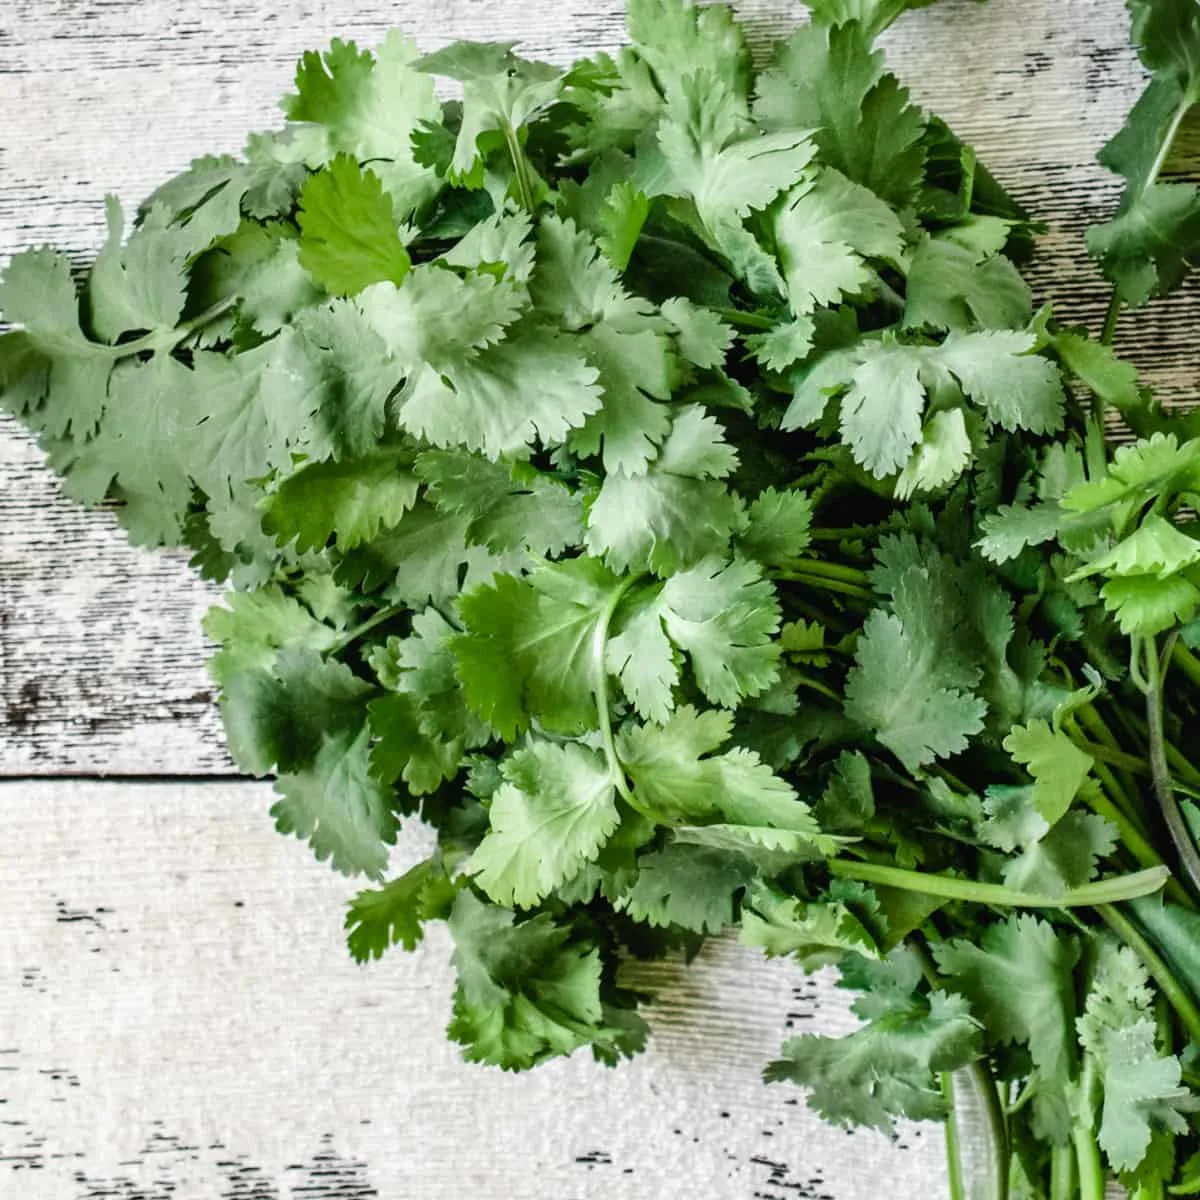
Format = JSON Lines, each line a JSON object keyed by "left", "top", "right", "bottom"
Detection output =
{"left": 0, "top": 1, "right": 1174, "bottom": 1195}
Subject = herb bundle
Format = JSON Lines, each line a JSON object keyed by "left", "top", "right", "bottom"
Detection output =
{"left": 5, "top": 0, "right": 1200, "bottom": 1195}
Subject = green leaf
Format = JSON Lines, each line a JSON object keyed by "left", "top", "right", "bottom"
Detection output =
{"left": 775, "top": 167, "right": 905, "bottom": 314}
{"left": 935, "top": 915, "right": 1080, "bottom": 1113}
{"left": 608, "top": 558, "right": 781, "bottom": 718}
{"left": 416, "top": 42, "right": 563, "bottom": 180}
{"left": 454, "top": 557, "right": 626, "bottom": 739}
{"left": 297, "top": 155, "right": 412, "bottom": 295}
{"left": 754, "top": 22, "right": 926, "bottom": 208}
{"left": 741, "top": 879, "right": 881, "bottom": 967}
{"left": 417, "top": 451, "right": 584, "bottom": 557}
{"left": 1002, "top": 719, "right": 1094, "bottom": 827}
{"left": 447, "top": 890, "right": 646, "bottom": 1069}
{"left": 89, "top": 197, "right": 188, "bottom": 341}
{"left": 283, "top": 32, "right": 441, "bottom": 211}
{"left": 903, "top": 239, "right": 1032, "bottom": 332}
{"left": 204, "top": 586, "right": 337, "bottom": 688}
{"left": 845, "top": 565, "right": 987, "bottom": 771}
{"left": 622, "top": 843, "right": 754, "bottom": 933}
{"left": 766, "top": 950, "right": 981, "bottom": 1132}
{"left": 894, "top": 406, "right": 972, "bottom": 499}
{"left": 345, "top": 857, "right": 455, "bottom": 961}
{"left": 219, "top": 647, "right": 374, "bottom": 777}
{"left": 272, "top": 722, "right": 398, "bottom": 879}
{"left": 617, "top": 704, "right": 811, "bottom": 835}
{"left": 471, "top": 741, "right": 619, "bottom": 907}
{"left": 585, "top": 406, "right": 742, "bottom": 575}
{"left": 263, "top": 450, "right": 419, "bottom": 552}
{"left": 1079, "top": 940, "right": 1196, "bottom": 1173}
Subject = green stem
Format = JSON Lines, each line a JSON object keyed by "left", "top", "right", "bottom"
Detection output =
{"left": 1098, "top": 904, "right": 1200, "bottom": 1044}
{"left": 1142, "top": 633, "right": 1200, "bottom": 898}
{"left": 794, "top": 675, "right": 842, "bottom": 704}
{"left": 1099, "top": 288, "right": 1122, "bottom": 349}
{"left": 502, "top": 123, "right": 537, "bottom": 212}
{"left": 326, "top": 603, "right": 407, "bottom": 655}
{"left": 1049, "top": 1142, "right": 1075, "bottom": 1200}
{"left": 1076, "top": 702, "right": 1140, "bottom": 799}
{"left": 829, "top": 859, "right": 1168, "bottom": 908}
{"left": 1068, "top": 737, "right": 1148, "bottom": 777}
{"left": 716, "top": 307, "right": 776, "bottom": 332}
{"left": 776, "top": 571, "right": 875, "bottom": 600}
{"left": 108, "top": 296, "right": 238, "bottom": 358}
{"left": 592, "top": 577, "right": 641, "bottom": 807}
{"left": 790, "top": 558, "right": 872, "bottom": 586}
{"left": 968, "top": 1059, "right": 1010, "bottom": 1200}
{"left": 1173, "top": 639, "right": 1200, "bottom": 691}
{"left": 1072, "top": 1056, "right": 1105, "bottom": 1200}
{"left": 941, "top": 1074, "right": 967, "bottom": 1200}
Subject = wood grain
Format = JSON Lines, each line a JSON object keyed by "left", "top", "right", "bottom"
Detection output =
{"left": 0, "top": 780, "right": 948, "bottom": 1199}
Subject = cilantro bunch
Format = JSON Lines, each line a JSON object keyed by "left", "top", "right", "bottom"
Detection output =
{"left": 6, "top": 0, "right": 1200, "bottom": 1195}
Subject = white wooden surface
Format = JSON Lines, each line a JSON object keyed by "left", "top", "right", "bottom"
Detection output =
{"left": 0, "top": 0, "right": 1173, "bottom": 1195}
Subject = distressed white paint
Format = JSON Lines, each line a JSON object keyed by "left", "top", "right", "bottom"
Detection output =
{"left": 0, "top": 0, "right": 1174, "bottom": 1195}
{"left": 0, "top": 781, "right": 948, "bottom": 1198}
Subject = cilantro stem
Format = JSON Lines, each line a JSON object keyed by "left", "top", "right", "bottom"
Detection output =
{"left": 716, "top": 307, "right": 775, "bottom": 332}
{"left": 776, "top": 570, "right": 875, "bottom": 601}
{"left": 1066, "top": 736, "right": 1148, "bottom": 778}
{"left": 1071, "top": 1061, "right": 1104, "bottom": 1200}
{"left": 591, "top": 576, "right": 641, "bottom": 807}
{"left": 108, "top": 296, "right": 238, "bottom": 358}
{"left": 940, "top": 1073, "right": 967, "bottom": 1200}
{"left": 829, "top": 860, "right": 1169, "bottom": 907}
{"left": 791, "top": 558, "right": 871, "bottom": 586}
{"left": 1138, "top": 633, "right": 1200, "bottom": 898}
{"left": 502, "top": 124, "right": 537, "bottom": 212}
{"left": 1049, "top": 1142, "right": 1074, "bottom": 1200}
{"left": 1097, "top": 903, "right": 1200, "bottom": 1045}
{"left": 1099, "top": 289, "right": 1122, "bottom": 350}
{"left": 1172, "top": 639, "right": 1200, "bottom": 691}
{"left": 327, "top": 603, "right": 407, "bottom": 656}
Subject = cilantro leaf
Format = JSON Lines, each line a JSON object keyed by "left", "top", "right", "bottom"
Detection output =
{"left": 471, "top": 741, "right": 619, "bottom": 907}
{"left": 766, "top": 948, "right": 982, "bottom": 1132}
{"left": 345, "top": 857, "right": 456, "bottom": 961}
{"left": 297, "top": 155, "right": 412, "bottom": 295}
{"left": 447, "top": 890, "right": 646, "bottom": 1069}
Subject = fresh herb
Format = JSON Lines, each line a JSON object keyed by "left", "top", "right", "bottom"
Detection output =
{"left": 6, "top": 0, "right": 1200, "bottom": 1194}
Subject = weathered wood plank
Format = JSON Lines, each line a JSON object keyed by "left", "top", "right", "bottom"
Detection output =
{"left": 2, "top": 0, "right": 1199, "bottom": 774}
{"left": 0, "top": 780, "right": 947, "bottom": 1199}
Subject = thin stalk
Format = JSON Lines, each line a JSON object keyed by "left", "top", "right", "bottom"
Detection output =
{"left": 776, "top": 571, "right": 875, "bottom": 601}
{"left": 1098, "top": 904, "right": 1200, "bottom": 1044}
{"left": 828, "top": 859, "right": 1169, "bottom": 908}
{"left": 327, "top": 603, "right": 406, "bottom": 655}
{"left": 502, "top": 124, "right": 537, "bottom": 212}
{"left": 1049, "top": 1142, "right": 1074, "bottom": 1200}
{"left": 1072, "top": 1057, "right": 1105, "bottom": 1200}
{"left": 1173, "top": 640, "right": 1200, "bottom": 691}
{"left": 941, "top": 1074, "right": 967, "bottom": 1200}
{"left": 1077, "top": 782, "right": 1163, "bottom": 880}
{"left": 591, "top": 577, "right": 641, "bottom": 807}
{"left": 716, "top": 307, "right": 775, "bottom": 332}
{"left": 1099, "top": 289, "right": 1122, "bottom": 349}
{"left": 789, "top": 558, "right": 872, "bottom": 587}
{"left": 1142, "top": 633, "right": 1200, "bottom": 897}
{"left": 967, "top": 1059, "right": 1010, "bottom": 1200}
{"left": 1066, "top": 736, "right": 1148, "bottom": 778}
{"left": 1076, "top": 702, "right": 1140, "bottom": 800}
{"left": 794, "top": 675, "right": 842, "bottom": 704}
{"left": 913, "top": 940, "right": 1009, "bottom": 1200}
{"left": 107, "top": 296, "right": 238, "bottom": 358}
